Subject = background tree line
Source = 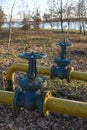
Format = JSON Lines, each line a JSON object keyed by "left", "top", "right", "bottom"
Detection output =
{"left": 0, "top": 0, "right": 87, "bottom": 33}
{"left": 0, "top": 0, "right": 87, "bottom": 49}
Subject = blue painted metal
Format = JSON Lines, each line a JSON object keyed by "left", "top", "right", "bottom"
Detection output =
{"left": 19, "top": 52, "right": 46, "bottom": 79}
{"left": 14, "top": 88, "right": 24, "bottom": 109}
{"left": 51, "top": 42, "right": 72, "bottom": 79}
{"left": 57, "top": 42, "right": 71, "bottom": 59}
{"left": 14, "top": 52, "right": 47, "bottom": 113}
{"left": 36, "top": 91, "right": 48, "bottom": 114}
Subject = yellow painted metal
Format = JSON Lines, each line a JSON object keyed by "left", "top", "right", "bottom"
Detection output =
{"left": 43, "top": 93, "right": 87, "bottom": 117}
{"left": 70, "top": 71, "right": 87, "bottom": 81}
{"left": 6, "top": 63, "right": 50, "bottom": 81}
{"left": 68, "top": 67, "right": 87, "bottom": 81}
{"left": 6, "top": 63, "right": 87, "bottom": 82}
{"left": 0, "top": 90, "right": 15, "bottom": 105}
{"left": 6, "top": 64, "right": 28, "bottom": 81}
{"left": 67, "top": 67, "right": 74, "bottom": 82}
{"left": 38, "top": 66, "right": 50, "bottom": 75}
{"left": 43, "top": 91, "right": 52, "bottom": 116}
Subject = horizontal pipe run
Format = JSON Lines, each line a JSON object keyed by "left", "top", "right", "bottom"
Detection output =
{"left": 6, "top": 64, "right": 87, "bottom": 82}
{"left": 0, "top": 90, "right": 87, "bottom": 118}
{"left": 70, "top": 71, "right": 87, "bottom": 81}
{"left": 43, "top": 96, "right": 87, "bottom": 117}
{"left": 38, "top": 66, "right": 50, "bottom": 75}
{"left": 6, "top": 64, "right": 50, "bottom": 81}
{"left": 0, "top": 90, "right": 15, "bottom": 105}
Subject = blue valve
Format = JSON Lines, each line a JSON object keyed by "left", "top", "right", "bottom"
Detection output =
{"left": 18, "top": 51, "right": 47, "bottom": 91}
{"left": 14, "top": 51, "right": 47, "bottom": 111}
{"left": 56, "top": 42, "right": 72, "bottom": 59}
{"left": 19, "top": 52, "right": 46, "bottom": 60}
{"left": 51, "top": 42, "right": 72, "bottom": 80}
{"left": 19, "top": 52, "right": 47, "bottom": 80}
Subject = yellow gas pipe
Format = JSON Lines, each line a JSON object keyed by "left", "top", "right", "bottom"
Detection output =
{"left": 0, "top": 63, "right": 87, "bottom": 118}
{"left": 68, "top": 67, "right": 87, "bottom": 81}
{"left": 0, "top": 90, "right": 15, "bottom": 105}
{"left": 0, "top": 90, "right": 87, "bottom": 117}
{"left": 6, "top": 64, "right": 50, "bottom": 81}
{"left": 6, "top": 64, "right": 87, "bottom": 82}
{"left": 70, "top": 71, "right": 87, "bottom": 81}
{"left": 43, "top": 91, "right": 87, "bottom": 118}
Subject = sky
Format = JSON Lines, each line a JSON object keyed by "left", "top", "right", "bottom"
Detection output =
{"left": 0, "top": 0, "right": 49, "bottom": 20}
{"left": 0, "top": 0, "right": 77, "bottom": 21}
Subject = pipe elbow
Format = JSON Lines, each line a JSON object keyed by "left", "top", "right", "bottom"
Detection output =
{"left": 6, "top": 64, "right": 28, "bottom": 81}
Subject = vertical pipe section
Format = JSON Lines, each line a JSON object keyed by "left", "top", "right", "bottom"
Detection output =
{"left": 0, "top": 90, "right": 15, "bottom": 105}
{"left": 43, "top": 96, "right": 87, "bottom": 117}
{"left": 6, "top": 64, "right": 28, "bottom": 81}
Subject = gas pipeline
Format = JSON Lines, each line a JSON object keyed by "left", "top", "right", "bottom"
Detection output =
{"left": 0, "top": 42, "right": 87, "bottom": 118}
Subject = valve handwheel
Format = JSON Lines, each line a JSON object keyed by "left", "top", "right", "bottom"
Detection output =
{"left": 19, "top": 52, "right": 46, "bottom": 60}
{"left": 56, "top": 42, "right": 72, "bottom": 59}
{"left": 19, "top": 52, "right": 47, "bottom": 80}
{"left": 57, "top": 42, "right": 72, "bottom": 47}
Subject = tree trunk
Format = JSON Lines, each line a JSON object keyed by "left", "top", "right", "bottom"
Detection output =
{"left": 68, "top": 20, "right": 70, "bottom": 31}
{"left": 79, "top": 22, "right": 82, "bottom": 34}
{"left": 61, "top": 20, "right": 63, "bottom": 33}
{"left": 60, "top": 0, "right": 63, "bottom": 33}
{"left": 8, "top": 23, "right": 12, "bottom": 49}
{"left": 82, "top": 21, "right": 86, "bottom": 35}
{"left": 8, "top": 0, "right": 16, "bottom": 50}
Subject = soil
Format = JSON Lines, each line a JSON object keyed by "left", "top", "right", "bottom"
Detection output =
{"left": 0, "top": 30, "right": 87, "bottom": 130}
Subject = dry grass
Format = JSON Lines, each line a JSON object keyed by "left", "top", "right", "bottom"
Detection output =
{"left": 0, "top": 29, "right": 87, "bottom": 130}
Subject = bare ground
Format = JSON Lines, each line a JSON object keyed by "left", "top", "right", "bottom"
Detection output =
{"left": 0, "top": 30, "right": 87, "bottom": 130}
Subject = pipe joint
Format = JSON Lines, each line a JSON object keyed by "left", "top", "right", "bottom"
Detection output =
{"left": 42, "top": 91, "right": 52, "bottom": 116}
{"left": 13, "top": 87, "right": 51, "bottom": 114}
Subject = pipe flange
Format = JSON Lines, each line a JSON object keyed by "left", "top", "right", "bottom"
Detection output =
{"left": 14, "top": 88, "right": 21, "bottom": 109}
{"left": 42, "top": 91, "right": 52, "bottom": 116}
{"left": 67, "top": 67, "right": 74, "bottom": 82}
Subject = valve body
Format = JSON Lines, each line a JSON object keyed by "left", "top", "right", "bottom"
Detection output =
{"left": 13, "top": 52, "right": 47, "bottom": 113}
{"left": 51, "top": 42, "right": 72, "bottom": 80}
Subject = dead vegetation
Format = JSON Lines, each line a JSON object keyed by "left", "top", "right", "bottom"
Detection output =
{"left": 0, "top": 29, "right": 87, "bottom": 130}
